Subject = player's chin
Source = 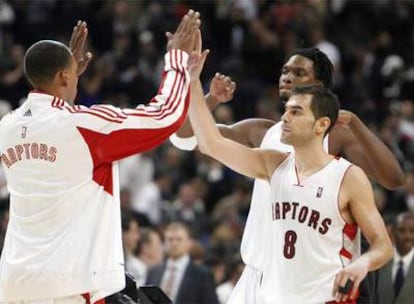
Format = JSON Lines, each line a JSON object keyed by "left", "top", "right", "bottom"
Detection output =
{"left": 280, "top": 133, "right": 292, "bottom": 145}
{"left": 279, "top": 89, "right": 292, "bottom": 101}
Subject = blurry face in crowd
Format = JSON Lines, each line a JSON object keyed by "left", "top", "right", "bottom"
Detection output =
{"left": 164, "top": 226, "right": 192, "bottom": 260}
{"left": 123, "top": 220, "right": 140, "bottom": 252}
{"left": 394, "top": 215, "right": 414, "bottom": 256}
{"left": 148, "top": 231, "right": 164, "bottom": 264}
{"left": 279, "top": 55, "right": 318, "bottom": 102}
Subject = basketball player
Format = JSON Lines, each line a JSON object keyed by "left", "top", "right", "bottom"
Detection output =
{"left": 171, "top": 48, "right": 404, "bottom": 303}
{"left": 0, "top": 10, "right": 201, "bottom": 303}
{"left": 187, "top": 48, "right": 392, "bottom": 302}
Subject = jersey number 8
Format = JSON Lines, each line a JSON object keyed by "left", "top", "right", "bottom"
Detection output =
{"left": 283, "top": 230, "right": 297, "bottom": 259}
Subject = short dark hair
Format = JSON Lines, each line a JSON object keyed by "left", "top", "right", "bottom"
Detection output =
{"left": 24, "top": 40, "right": 72, "bottom": 87}
{"left": 290, "top": 48, "right": 333, "bottom": 88}
{"left": 292, "top": 84, "right": 339, "bottom": 136}
{"left": 165, "top": 221, "right": 193, "bottom": 238}
{"left": 122, "top": 212, "right": 138, "bottom": 232}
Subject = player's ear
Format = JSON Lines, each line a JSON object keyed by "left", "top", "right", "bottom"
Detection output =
{"left": 316, "top": 117, "right": 330, "bottom": 135}
{"left": 57, "top": 68, "right": 70, "bottom": 87}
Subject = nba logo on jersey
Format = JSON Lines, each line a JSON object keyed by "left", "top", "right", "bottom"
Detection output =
{"left": 316, "top": 187, "right": 323, "bottom": 198}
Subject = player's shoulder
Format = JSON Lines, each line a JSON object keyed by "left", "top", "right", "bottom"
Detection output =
{"left": 342, "top": 164, "right": 370, "bottom": 189}
{"left": 0, "top": 108, "right": 18, "bottom": 127}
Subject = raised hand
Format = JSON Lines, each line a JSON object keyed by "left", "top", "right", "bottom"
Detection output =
{"left": 69, "top": 20, "right": 93, "bottom": 76}
{"left": 209, "top": 73, "right": 236, "bottom": 103}
{"left": 166, "top": 9, "right": 201, "bottom": 54}
{"left": 336, "top": 109, "right": 355, "bottom": 126}
{"left": 187, "top": 29, "right": 209, "bottom": 82}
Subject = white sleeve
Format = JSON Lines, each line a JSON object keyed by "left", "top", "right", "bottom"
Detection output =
{"left": 67, "top": 50, "right": 191, "bottom": 162}
{"left": 169, "top": 133, "right": 198, "bottom": 151}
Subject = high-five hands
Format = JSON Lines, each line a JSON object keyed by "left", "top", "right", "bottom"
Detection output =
{"left": 69, "top": 20, "right": 93, "bottom": 77}
{"left": 166, "top": 9, "right": 201, "bottom": 55}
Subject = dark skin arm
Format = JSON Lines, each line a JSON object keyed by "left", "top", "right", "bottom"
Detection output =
{"left": 177, "top": 73, "right": 273, "bottom": 147}
{"left": 177, "top": 109, "right": 274, "bottom": 148}
{"left": 329, "top": 110, "right": 405, "bottom": 190}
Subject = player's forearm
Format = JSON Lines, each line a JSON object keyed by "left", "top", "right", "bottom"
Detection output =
{"left": 176, "top": 93, "right": 220, "bottom": 138}
{"left": 188, "top": 81, "right": 222, "bottom": 155}
{"left": 349, "top": 114, "right": 405, "bottom": 189}
{"left": 355, "top": 234, "right": 393, "bottom": 272}
{"left": 94, "top": 50, "right": 191, "bottom": 162}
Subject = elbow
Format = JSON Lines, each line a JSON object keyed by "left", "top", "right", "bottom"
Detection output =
{"left": 382, "top": 171, "right": 406, "bottom": 190}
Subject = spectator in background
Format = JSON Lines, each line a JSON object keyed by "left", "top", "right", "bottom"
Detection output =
{"left": 133, "top": 169, "right": 172, "bottom": 226}
{"left": 146, "top": 222, "right": 219, "bottom": 304}
{"left": 167, "top": 182, "right": 208, "bottom": 239}
{"left": 122, "top": 213, "right": 146, "bottom": 287}
{"left": 137, "top": 227, "right": 164, "bottom": 270}
{"left": 378, "top": 212, "right": 414, "bottom": 303}
{"left": 216, "top": 258, "right": 244, "bottom": 304}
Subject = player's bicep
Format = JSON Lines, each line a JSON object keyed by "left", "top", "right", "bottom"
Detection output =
{"left": 331, "top": 127, "right": 374, "bottom": 180}
{"left": 345, "top": 167, "right": 387, "bottom": 244}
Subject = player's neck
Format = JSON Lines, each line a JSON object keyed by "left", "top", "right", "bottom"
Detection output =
{"left": 293, "top": 142, "right": 332, "bottom": 177}
{"left": 34, "top": 85, "right": 73, "bottom": 105}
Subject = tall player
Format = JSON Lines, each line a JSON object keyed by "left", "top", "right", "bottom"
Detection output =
{"left": 187, "top": 46, "right": 392, "bottom": 302}
{"left": 0, "top": 11, "right": 200, "bottom": 303}
{"left": 171, "top": 48, "right": 404, "bottom": 303}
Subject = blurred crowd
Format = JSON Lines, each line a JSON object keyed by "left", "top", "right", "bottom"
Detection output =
{"left": 0, "top": 0, "right": 414, "bottom": 302}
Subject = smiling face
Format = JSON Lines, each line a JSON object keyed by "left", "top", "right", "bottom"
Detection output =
{"left": 279, "top": 55, "right": 319, "bottom": 102}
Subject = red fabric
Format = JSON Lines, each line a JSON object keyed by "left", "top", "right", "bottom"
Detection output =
{"left": 340, "top": 247, "right": 353, "bottom": 259}
{"left": 78, "top": 128, "right": 113, "bottom": 195}
{"left": 343, "top": 223, "right": 358, "bottom": 240}
{"left": 326, "top": 289, "right": 359, "bottom": 304}
{"left": 81, "top": 293, "right": 106, "bottom": 304}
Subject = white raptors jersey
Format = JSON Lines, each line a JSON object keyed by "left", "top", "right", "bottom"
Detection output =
{"left": 257, "top": 153, "right": 360, "bottom": 304}
{"left": 0, "top": 50, "right": 190, "bottom": 301}
{"left": 240, "top": 122, "right": 329, "bottom": 269}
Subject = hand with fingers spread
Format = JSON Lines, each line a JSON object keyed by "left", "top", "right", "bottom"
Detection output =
{"left": 69, "top": 20, "right": 93, "bottom": 76}
{"left": 166, "top": 9, "right": 201, "bottom": 54}
{"left": 333, "top": 259, "right": 369, "bottom": 303}
{"left": 209, "top": 73, "right": 237, "bottom": 103}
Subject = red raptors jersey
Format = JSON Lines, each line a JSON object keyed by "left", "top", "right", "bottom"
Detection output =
{"left": 257, "top": 153, "right": 360, "bottom": 304}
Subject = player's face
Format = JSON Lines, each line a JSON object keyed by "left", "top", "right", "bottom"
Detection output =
{"left": 279, "top": 55, "right": 319, "bottom": 102}
{"left": 164, "top": 228, "right": 192, "bottom": 260}
{"left": 280, "top": 94, "right": 319, "bottom": 146}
